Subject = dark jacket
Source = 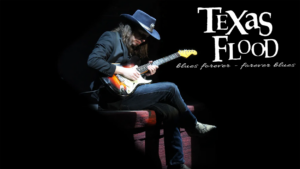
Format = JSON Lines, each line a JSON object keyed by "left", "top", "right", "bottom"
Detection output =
{"left": 87, "top": 31, "right": 131, "bottom": 79}
{"left": 87, "top": 31, "right": 140, "bottom": 104}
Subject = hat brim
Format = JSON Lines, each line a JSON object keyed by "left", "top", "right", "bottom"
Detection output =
{"left": 120, "top": 14, "right": 160, "bottom": 40}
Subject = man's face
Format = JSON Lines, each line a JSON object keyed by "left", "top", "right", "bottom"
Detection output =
{"left": 131, "top": 29, "right": 149, "bottom": 46}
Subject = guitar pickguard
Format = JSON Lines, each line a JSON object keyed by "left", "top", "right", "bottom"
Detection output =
{"left": 117, "top": 75, "right": 152, "bottom": 94}
{"left": 102, "top": 73, "right": 152, "bottom": 97}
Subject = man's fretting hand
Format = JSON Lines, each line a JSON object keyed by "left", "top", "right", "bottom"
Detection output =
{"left": 146, "top": 61, "right": 159, "bottom": 76}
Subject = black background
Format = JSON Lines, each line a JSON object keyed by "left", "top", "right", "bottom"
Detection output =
{"left": 1, "top": 0, "right": 299, "bottom": 168}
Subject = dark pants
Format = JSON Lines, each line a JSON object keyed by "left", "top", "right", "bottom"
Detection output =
{"left": 107, "top": 82, "right": 198, "bottom": 165}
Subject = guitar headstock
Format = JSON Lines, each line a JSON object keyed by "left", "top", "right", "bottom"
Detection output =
{"left": 178, "top": 49, "right": 198, "bottom": 58}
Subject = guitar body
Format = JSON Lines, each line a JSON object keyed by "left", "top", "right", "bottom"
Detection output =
{"left": 101, "top": 64, "right": 152, "bottom": 97}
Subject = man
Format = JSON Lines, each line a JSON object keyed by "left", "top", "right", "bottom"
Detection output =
{"left": 87, "top": 9, "right": 216, "bottom": 169}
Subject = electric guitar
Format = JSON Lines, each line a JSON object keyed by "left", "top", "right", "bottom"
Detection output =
{"left": 101, "top": 49, "right": 197, "bottom": 97}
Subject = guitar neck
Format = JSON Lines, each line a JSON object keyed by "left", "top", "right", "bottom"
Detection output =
{"left": 137, "top": 52, "right": 180, "bottom": 74}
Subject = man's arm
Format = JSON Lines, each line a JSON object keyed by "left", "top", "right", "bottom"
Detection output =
{"left": 87, "top": 31, "right": 116, "bottom": 77}
{"left": 87, "top": 31, "right": 141, "bottom": 81}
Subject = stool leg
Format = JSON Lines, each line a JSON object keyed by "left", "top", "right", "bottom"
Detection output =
{"left": 145, "top": 127, "right": 162, "bottom": 169}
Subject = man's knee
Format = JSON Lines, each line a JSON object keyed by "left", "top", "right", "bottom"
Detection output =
{"left": 163, "top": 82, "right": 179, "bottom": 92}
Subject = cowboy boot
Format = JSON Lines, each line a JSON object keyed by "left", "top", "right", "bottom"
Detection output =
{"left": 185, "top": 122, "right": 216, "bottom": 137}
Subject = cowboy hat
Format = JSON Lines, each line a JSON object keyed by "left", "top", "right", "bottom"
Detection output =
{"left": 120, "top": 9, "right": 160, "bottom": 40}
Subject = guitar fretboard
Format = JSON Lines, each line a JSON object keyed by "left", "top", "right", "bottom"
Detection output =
{"left": 136, "top": 52, "right": 180, "bottom": 74}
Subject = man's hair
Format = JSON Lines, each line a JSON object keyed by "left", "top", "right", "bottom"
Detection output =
{"left": 112, "top": 22, "right": 148, "bottom": 59}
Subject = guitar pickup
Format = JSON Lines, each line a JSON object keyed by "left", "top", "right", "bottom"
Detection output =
{"left": 116, "top": 74, "right": 125, "bottom": 82}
